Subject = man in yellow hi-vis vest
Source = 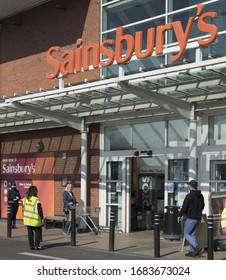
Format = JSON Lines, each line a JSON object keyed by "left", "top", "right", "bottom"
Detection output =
{"left": 221, "top": 200, "right": 226, "bottom": 235}
{"left": 22, "top": 186, "right": 44, "bottom": 250}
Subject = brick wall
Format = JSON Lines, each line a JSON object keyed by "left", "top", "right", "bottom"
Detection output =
{"left": 0, "top": 0, "right": 101, "bottom": 218}
{"left": 0, "top": 0, "right": 100, "bottom": 97}
{"left": 0, "top": 124, "right": 100, "bottom": 216}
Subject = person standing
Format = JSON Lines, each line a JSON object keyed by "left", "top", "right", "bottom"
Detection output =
{"left": 62, "top": 183, "right": 77, "bottom": 234}
{"left": 178, "top": 180, "right": 205, "bottom": 257}
{"left": 22, "top": 186, "right": 44, "bottom": 250}
{"left": 221, "top": 199, "right": 226, "bottom": 234}
{"left": 7, "top": 182, "right": 21, "bottom": 229}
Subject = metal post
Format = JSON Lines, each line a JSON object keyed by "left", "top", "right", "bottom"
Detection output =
{"left": 154, "top": 214, "right": 160, "bottom": 258}
{"left": 109, "top": 210, "right": 115, "bottom": 252}
{"left": 71, "top": 207, "right": 76, "bottom": 246}
{"left": 207, "top": 215, "right": 214, "bottom": 260}
{"left": 7, "top": 204, "right": 12, "bottom": 238}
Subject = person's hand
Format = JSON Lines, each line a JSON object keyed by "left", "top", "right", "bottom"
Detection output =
{"left": 222, "top": 227, "right": 226, "bottom": 234}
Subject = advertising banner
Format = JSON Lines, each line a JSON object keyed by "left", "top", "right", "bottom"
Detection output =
{"left": 1, "top": 153, "right": 55, "bottom": 219}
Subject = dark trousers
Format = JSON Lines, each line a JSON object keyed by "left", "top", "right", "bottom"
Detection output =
{"left": 10, "top": 204, "right": 19, "bottom": 226}
{"left": 27, "top": 226, "right": 42, "bottom": 248}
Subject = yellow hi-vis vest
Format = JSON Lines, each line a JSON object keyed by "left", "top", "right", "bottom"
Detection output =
{"left": 22, "top": 196, "right": 42, "bottom": 227}
{"left": 221, "top": 203, "right": 226, "bottom": 229}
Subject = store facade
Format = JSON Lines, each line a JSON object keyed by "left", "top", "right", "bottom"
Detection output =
{"left": 1, "top": 0, "right": 226, "bottom": 233}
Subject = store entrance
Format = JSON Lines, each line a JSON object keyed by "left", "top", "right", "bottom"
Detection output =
{"left": 131, "top": 157, "right": 165, "bottom": 231}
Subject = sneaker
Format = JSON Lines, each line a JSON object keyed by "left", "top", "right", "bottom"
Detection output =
{"left": 185, "top": 252, "right": 195, "bottom": 257}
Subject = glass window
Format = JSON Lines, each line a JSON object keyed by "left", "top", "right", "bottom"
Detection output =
{"left": 210, "top": 160, "right": 226, "bottom": 192}
{"left": 168, "top": 0, "right": 206, "bottom": 12}
{"left": 102, "top": 0, "right": 165, "bottom": 31}
{"left": 168, "top": 159, "right": 189, "bottom": 206}
{"left": 168, "top": 7, "right": 200, "bottom": 44}
{"left": 203, "top": 34, "right": 226, "bottom": 60}
{"left": 102, "top": 0, "right": 116, "bottom": 4}
{"left": 107, "top": 161, "right": 123, "bottom": 180}
{"left": 133, "top": 122, "right": 165, "bottom": 149}
{"left": 105, "top": 125, "right": 132, "bottom": 150}
{"left": 106, "top": 182, "right": 122, "bottom": 203}
{"left": 102, "top": 17, "right": 165, "bottom": 58}
{"left": 203, "top": 0, "right": 226, "bottom": 33}
{"left": 168, "top": 159, "right": 189, "bottom": 181}
{"left": 104, "top": 121, "right": 165, "bottom": 150}
{"left": 168, "top": 119, "right": 189, "bottom": 147}
{"left": 209, "top": 115, "right": 226, "bottom": 145}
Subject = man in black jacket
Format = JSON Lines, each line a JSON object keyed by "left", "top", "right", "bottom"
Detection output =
{"left": 7, "top": 182, "right": 21, "bottom": 229}
{"left": 178, "top": 180, "right": 205, "bottom": 257}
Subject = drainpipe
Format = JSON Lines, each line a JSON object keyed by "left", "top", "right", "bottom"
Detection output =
{"left": 81, "top": 118, "right": 88, "bottom": 208}
{"left": 189, "top": 104, "right": 197, "bottom": 181}
{"left": 80, "top": 119, "right": 88, "bottom": 228}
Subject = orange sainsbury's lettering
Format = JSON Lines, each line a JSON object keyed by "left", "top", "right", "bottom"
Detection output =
{"left": 46, "top": 46, "right": 61, "bottom": 79}
{"left": 46, "top": 4, "right": 218, "bottom": 79}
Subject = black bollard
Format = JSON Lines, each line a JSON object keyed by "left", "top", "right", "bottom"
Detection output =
{"left": 154, "top": 214, "right": 160, "bottom": 258}
{"left": 7, "top": 204, "right": 12, "bottom": 238}
{"left": 71, "top": 207, "right": 76, "bottom": 246}
{"left": 207, "top": 215, "right": 214, "bottom": 260}
{"left": 109, "top": 210, "right": 115, "bottom": 252}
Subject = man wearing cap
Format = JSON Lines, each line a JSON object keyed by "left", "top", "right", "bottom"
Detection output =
{"left": 178, "top": 180, "right": 205, "bottom": 257}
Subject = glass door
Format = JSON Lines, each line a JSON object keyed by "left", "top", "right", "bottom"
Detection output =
{"left": 106, "top": 161, "right": 123, "bottom": 229}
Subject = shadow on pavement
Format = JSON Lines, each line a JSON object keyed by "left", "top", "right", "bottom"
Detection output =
{"left": 114, "top": 245, "right": 137, "bottom": 252}
{"left": 42, "top": 242, "right": 70, "bottom": 249}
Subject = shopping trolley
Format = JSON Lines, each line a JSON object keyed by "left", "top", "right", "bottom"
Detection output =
{"left": 76, "top": 206, "right": 100, "bottom": 234}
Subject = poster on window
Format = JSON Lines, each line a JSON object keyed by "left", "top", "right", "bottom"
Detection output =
{"left": 1, "top": 153, "right": 55, "bottom": 219}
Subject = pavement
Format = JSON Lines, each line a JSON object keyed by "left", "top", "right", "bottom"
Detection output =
{"left": 0, "top": 219, "right": 226, "bottom": 260}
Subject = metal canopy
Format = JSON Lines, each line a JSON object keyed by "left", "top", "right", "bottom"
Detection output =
{"left": 1, "top": 56, "right": 226, "bottom": 133}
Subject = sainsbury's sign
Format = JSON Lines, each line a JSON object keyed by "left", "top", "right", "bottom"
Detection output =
{"left": 46, "top": 4, "right": 218, "bottom": 79}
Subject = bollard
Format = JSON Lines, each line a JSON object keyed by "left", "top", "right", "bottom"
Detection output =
{"left": 109, "top": 210, "right": 115, "bottom": 252}
{"left": 207, "top": 215, "right": 214, "bottom": 260}
{"left": 71, "top": 207, "right": 76, "bottom": 246}
{"left": 7, "top": 204, "right": 12, "bottom": 238}
{"left": 154, "top": 214, "right": 160, "bottom": 258}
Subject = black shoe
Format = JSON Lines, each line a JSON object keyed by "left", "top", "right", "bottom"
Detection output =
{"left": 30, "top": 247, "right": 35, "bottom": 250}
{"left": 11, "top": 225, "right": 17, "bottom": 229}
{"left": 35, "top": 246, "right": 44, "bottom": 250}
{"left": 185, "top": 252, "right": 195, "bottom": 257}
{"left": 194, "top": 246, "right": 203, "bottom": 257}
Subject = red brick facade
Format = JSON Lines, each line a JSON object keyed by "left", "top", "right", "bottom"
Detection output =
{"left": 1, "top": 124, "right": 100, "bottom": 216}
{"left": 0, "top": 0, "right": 100, "bottom": 97}
{"left": 0, "top": 0, "right": 101, "bottom": 217}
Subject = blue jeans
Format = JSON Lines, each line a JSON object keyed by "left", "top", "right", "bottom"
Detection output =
{"left": 183, "top": 218, "right": 200, "bottom": 252}
{"left": 64, "top": 213, "right": 71, "bottom": 233}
